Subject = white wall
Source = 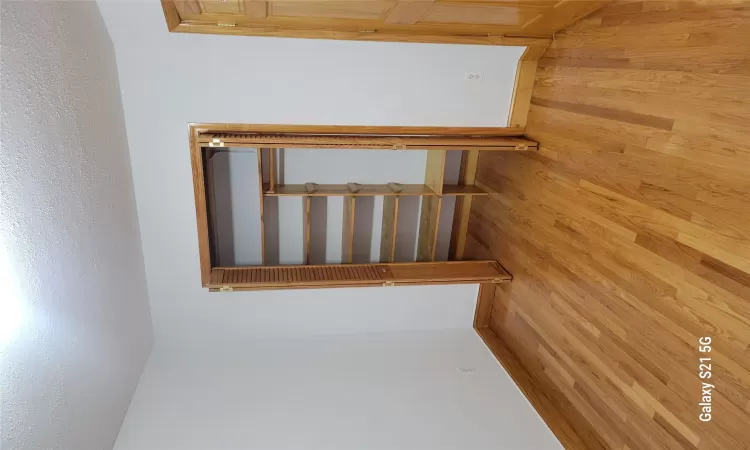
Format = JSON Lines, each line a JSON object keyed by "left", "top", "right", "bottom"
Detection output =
{"left": 114, "top": 329, "right": 562, "bottom": 450}
{"left": 0, "top": 2, "right": 153, "bottom": 449}
{"left": 97, "top": 1, "right": 524, "bottom": 347}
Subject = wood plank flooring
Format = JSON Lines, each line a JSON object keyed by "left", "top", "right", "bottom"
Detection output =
{"left": 467, "top": 1, "right": 750, "bottom": 448}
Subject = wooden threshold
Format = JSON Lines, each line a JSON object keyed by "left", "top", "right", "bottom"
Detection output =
{"left": 208, "top": 261, "right": 511, "bottom": 291}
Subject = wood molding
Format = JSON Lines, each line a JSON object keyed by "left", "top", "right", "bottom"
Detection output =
{"left": 171, "top": 22, "right": 552, "bottom": 47}
{"left": 198, "top": 132, "right": 536, "bottom": 151}
{"left": 473, "top": 283, "right": 496, "bottom": 329}
{"left": 475, "top": 326, "right": 587, "bottom": 449}
{"left": 508, "top": 45, "right": 549, "bottom": 128}
{"left": 161, "top": 0, "right": 181, "bottom": 31}
{"left": 189, "top": 123, "right": 526, "bottom": 136}
{"left": 189, "top": 125, "right": 213, "bottom": 287}
{"left": 264, "top": 184, "right": 486, "bottom": 197}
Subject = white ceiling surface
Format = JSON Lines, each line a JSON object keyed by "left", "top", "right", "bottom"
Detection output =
{"left": 114, "top": 329, "right": 563, "bottom": 450}
{"left": 96, "top": 1, "right": 524, "bottom": 347}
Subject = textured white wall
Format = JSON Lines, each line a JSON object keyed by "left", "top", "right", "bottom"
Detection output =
{"left": 114, "top": 329, "right": 562, "bottom": 450}
{"left": 97, "top": 1, "right": 524, "bottom": 347}
{"left": 0, "top": 2, "right": 153, "bottom": 449}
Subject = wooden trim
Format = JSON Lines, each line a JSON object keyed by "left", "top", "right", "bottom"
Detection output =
{"left": 199, "top": 132, "right": 536, "bottom": 151}
{"left": 189, "top": 126, "right": 212, "bottom": 287}
{"left": 190, "top": 123, "right": 525, "bottom": 137}
{"left": 267, "top": 148, "right": 276, "bottom": 194}
{"left": 188, "top": 123, "right": 526, "bottom": 286}
{"left": 342, "top": 196, "right": 356, "bottom": 264}
{"left": 473, "top": 283, "right": 496, "bottom": 329}
{"left": 262, "top": 183, "right": 486, "bottom": 197}
{"left": 474, "top": 326, "right": 583, "bottom": 449}
{"left": 508, "top": 45, "right": 549, "bottom": 128}
{"left": 449, "top": 150, "right": 481, "bottom": 260}
{"left": 441, "top": 185, "right": 486, "bottom": 196}
{"left": 161, "top": 0, "right": 181, "bottom": 31}
{"left": 380, "top": 196, "right": 399, "bottom": 263}
{"left": 170, "top": 21, "right": 552, "bottom": 47}
{"left": 208, "top": 260, "right": 512, "bottom": 291}
{"left": 261, "top": 183, "right": 485, "bottom": 198}
{"left": 268, "top": 183, "right": 434, "bottom": 197}
{"left": 205, "top": 148, "right": 221, "bottom": 268}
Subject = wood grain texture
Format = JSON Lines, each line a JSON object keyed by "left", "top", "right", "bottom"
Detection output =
{"left": 449, "top": 150, "right": 481, "bottom": 260}
{"left": 170, "top": 22, "right": 550, "bottom": 46}
{"left": 208, "top": 260, "right": 512, "bottom": 291}
{"left": 508, "top": 45, "right": 549, "bottom": 128}
{"left": 161, "top": 0, "right": 182, "bottom": 30}
{"left": 190, "top": 123, "right": 526, "bottom": 136}
{"left": 417, "top": 196, "right": 441, "bottom": 262}
{"left": 468, "top": 2, "right": 750, "bottom": 449}
{"left": 267, "top": 147, "right": 276, "bottom": 193}
{"left": 417, "top": 150, "right": 446, "bottom": 261}
{"left": 199, "top": 132, "right": 536, "bottom": 151}
{"left": 266, "top": 183, "right": 437, "bottom": 197}
{"left": 474, "top": 283, "right": 496, "bottom": 329}
{"left": 243, "top": 0, "right": 267, "bottom": 19}
{"left": 423, "top": 150, "right": 446, "bottom": 194}
{"left": 189, "top": 126, "right": 212, "bottom": 286}
{"left": 163, "top": 0, "right": 599, "bottom": 45}
{"left": 384, "top": 1, "right": 433, "bottom": 25}
{"left": 265, "top": 183, "right": 485, "bottom": 197}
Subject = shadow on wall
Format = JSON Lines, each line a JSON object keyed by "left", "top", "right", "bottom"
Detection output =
{"left": 309, "top": 197, "right": 327, "bottom": 264}
{"left": 211, "top": 152, "right": 234, "bottom": 266}
{"left": 395, "top": 197, "right": 420, "bottom": 262}
{"left": 210, "top": 149, "right": 263, "bottom": 266}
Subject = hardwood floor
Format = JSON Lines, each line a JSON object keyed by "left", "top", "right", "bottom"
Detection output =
{"left": 467, "top": 2, "right": 750, "bottom": 449}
